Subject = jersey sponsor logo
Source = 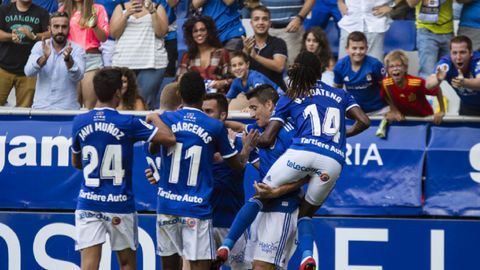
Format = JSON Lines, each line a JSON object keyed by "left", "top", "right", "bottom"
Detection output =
{"left": 157, "top": 187, "right": 204, "bottom": 204}
{"left": 286, "top": 159, "right": 321, "bottom": 174}
{"left": 299, "top": 138, "right": 345, "bottom": 158}
{"left": 79, "top": 190, "right": 128, "bottom": 203}
{"left": 366, "top": 74, "right": 372, "bottom": 81}
{"left": 93, "top": 111, "right": 106, "bottom": 121}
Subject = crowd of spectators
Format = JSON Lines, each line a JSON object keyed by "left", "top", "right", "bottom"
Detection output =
{"left": 0, "top": 0, "right": 479, "bottom": 116}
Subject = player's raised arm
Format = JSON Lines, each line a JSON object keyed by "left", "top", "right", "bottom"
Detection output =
{"left": 256, "top": 120, "right": 283, "bottom": 148}
{"left": 346, "top": 106, "right": 370, "bottom": 137}
{"left": 146, "top": 112, "right": 176, "bottom": 147}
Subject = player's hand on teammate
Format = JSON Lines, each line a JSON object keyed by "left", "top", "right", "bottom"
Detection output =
{"left": 145, "top": 168, "right": 157, "bottom": 185}
{"left": 242, "top": 129, "right": 259, "bottom": 150}
{"left": 253, "top": 181, "right": 277, "bottom": 199}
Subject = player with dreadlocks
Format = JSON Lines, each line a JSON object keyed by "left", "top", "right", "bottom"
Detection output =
{"left": 216, "top": 51, "right": 370, "bottom": 270}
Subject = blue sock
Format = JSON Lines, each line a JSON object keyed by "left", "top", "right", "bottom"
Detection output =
{"left": 222, "top": 199, "right": 262, "bottom": 250}
{"left": 298, "top": 217, "right": 314, "bottom": 260}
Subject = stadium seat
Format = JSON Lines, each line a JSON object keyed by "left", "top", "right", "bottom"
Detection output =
{"left": 384, "top": 20, "right": 417, "bottom": 54}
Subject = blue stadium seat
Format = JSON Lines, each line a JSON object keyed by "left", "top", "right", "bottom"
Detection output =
{"left": 325, "top": 19, "right": 340, "bottom": 57}
{"left": 384, "top": 20, "right": 417, "bottom": 54}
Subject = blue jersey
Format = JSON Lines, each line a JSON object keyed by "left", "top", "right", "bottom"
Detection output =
{"left": 271, "top": 81, "right": 359, "bottom": 165}
{"left": 157, "top": 107, "right": 238, "bottom": 219}
{"left": 333, "top": 55, "right": 386, "bottom": 112}
{"left": 226, "top": 70, "right": 283, "bottom": 99}
{"left": 246, "top": 122, "right": 301, "bottom": 213}
{"left": 200, "top": 0, "right": 245, "bottom": 43}
{"left": 434, "top": 51, "right": 480, "bottom": 107}
{"left": 71, "top": 108, "right": 158, "bottom": 213}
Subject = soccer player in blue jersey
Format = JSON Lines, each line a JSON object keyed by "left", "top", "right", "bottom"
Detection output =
{"left": 155, "top": 71, "right": 255, "bottom": 270}
{"left": 426, "top": 35, "right": 480, "bottom": 116}
{"left": 217, "top": 52, "right": 370, "bottom": 270}
{"left": 71, "top": 68, "right": 176, "bottom": 270}
{"left": 333, "top": 31, "right": 388, "bottom": 114}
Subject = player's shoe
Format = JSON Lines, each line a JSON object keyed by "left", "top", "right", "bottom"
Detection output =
{"left": 299, "top": 256, "right": 316, "bottom": 270}
{"left": 213, "top": 246, "right": 230, "bottom": 267}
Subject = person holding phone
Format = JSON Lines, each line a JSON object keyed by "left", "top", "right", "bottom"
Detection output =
{"left": 110, "top": 0, "right": 169, "bottom": 110}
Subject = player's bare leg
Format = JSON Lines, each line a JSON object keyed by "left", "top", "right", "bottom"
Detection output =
{"left": 116, "top": 248, "right": 136, "bottom": 270}
{"left": 189, "top": 259, "right": 212, "bottom": 270}
{"left": 161, "top": 253, "right": 183, "bottom": 270}
{"left": 80, "top": 244, "right": 102, "bottom": 270}
{"left": 252, "top": 260, "right": 276, "bottom": 270}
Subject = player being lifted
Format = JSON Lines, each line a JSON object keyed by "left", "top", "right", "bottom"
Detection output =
{"left": 71, "top": 68, "right": 176, "bottom": 270}
{"left": 152, "top": 71, "right": 256, "bottom": 270}
{"left": 216, "top": 51, "right": 371, "bottom": 270}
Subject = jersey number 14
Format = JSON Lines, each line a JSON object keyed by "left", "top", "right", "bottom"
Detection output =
{"left": 303, "top": 104, "right": 341, "bottom": 143}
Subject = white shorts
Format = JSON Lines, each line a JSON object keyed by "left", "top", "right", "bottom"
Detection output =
{"left": 245, "top": 210, "right": 298, "bottom": 269}
{"left": 263, "top": 148, "right": 342, "bottom": 206}
{"left": 156, "top": 214, "right": 215, "bottom": 261}
{"left": 75, "top": 210, "right": 138, "bottom": 251}
{"left": 213, "top": 227, "right": 250, "bottom": 269}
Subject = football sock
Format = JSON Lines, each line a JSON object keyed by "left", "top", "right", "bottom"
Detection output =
{"left": 298, "top": 217, "right": 314, "bottom": 260}
{"left": 222, "top": 198, "right": 263, "bottom": 250}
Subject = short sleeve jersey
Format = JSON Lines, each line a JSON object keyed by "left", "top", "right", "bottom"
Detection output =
{"left": 333, "top": 55, "right": 386, "bottom": 113}
{"left": 71, "top": 108, "right": 158, "bottom": 213}
{"left": 157, "top": 107, "right": 237, "bottom": 219}
{"left": 381, "top": 75, "right": 438, "bottom": 116}
{"left": 226, "top": 69, "right": 282, "bottom": 99}
{"left": 271, "top": 80, "right": 359, "bottom": 164}
{"left": 434, "top": 51, "right": 480, "bottom": 107}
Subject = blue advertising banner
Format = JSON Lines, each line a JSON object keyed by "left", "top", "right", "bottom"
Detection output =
{"left": 318, "top": 120, "right": 425, "bottom": 215}
{"left": 1, "top": 212, "right": 479, "bottom": 270}
{"left": 424, "top": 124, "right": 480, "bottom": 216}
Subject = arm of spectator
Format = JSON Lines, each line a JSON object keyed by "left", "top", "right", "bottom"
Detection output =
{"left": 286, "top": 0, "right": 315, "bottom": 32}
{"left": 109, "top": 4, "right": 133, "bottom": 39}
{"left": 251, "top": 51, "right": 286, "bottom": 73}
{"left": 381, "top": 83, "right": 405, "bottom": 122}
{"left": 24, "top": 42, "right": 44, "bottom": 76}
{"left": 150, "top": 3, "right": 169, "bottom": 38}
{"left": 433, "top": 88, "right": 445, "bottom": 125}
{"left": 337, "top": 0, "right": 348, "bottom": 16}
{"left": 176, "top": 53, "right": 190, "bottom": 79}
{"left": 192, "top": 0, "right": 205, "bottom": 9}
{"left": 372, "top": 3, "right": 393, "bottom": 17}
{"left": 67, "top": 43, "right": 86, "bottom": 82}
{"left": 346, "top": 106, "right": 371, "bottom": 137}
{"left": 406, "top": 0, "right": 421, "bottom": 8}
{"left": 0, "top": 29, "right": 14, "bottom": 42}
{"left": 426, "top": 64, "right": 448, "bottom": 89}
{"left": 453, "top": 70, "right": 480, "bottom": 91}
{"left": 91, "top": 5, "right": 109, "bottom": 42}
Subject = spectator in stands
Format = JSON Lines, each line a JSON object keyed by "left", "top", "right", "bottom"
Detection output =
{"left": 457, "top": 0, "right": 480, "bottom": 51}
{"left": 62, "top": 0, "right": 109, "bottom": 109}
{"left": 337, "top": 0, "right": 394, "bottom": 62}
{"left": 226, "top": 50, "right": 281, "bottom": 110}
{"left": 192, "top": 0, "right": 245, "bottom": 51}
{"left": 300, "top": 26, "right": 335, "bottom": 85}
{"left": 389, "top": 0, "right": 415, "bottom": 20}
{"left": 242, "top": 6, "right": 288, "bottom": 92}
{"left": 261, "top": 0, "right": 315, "bottom": 66}
{"left": 110, "top": 0, "right": 168, "bottom": 110}
{"left": 158, "top": 0, "right": 177, "bottom": 77}
{"left": 381, "top": 50, "right": 445, "bottom": 124}
{"left": 333, "top": 31, "right": 388, "bottom": 114}
{"left": 117, "top": 67, "right": 146, "bottom": 110}
{"left": 303, "top": 0, "right": 341, "bottom": 31}
{"left": 24, "top": 11, "right": 85, "bottom": 110}
{"left": 426, "top": 35, "right": 480, "bottom": 116}
{"left": 177, "top": 16, "right": 231, "bottom": 94}
{"left": 94, "top": 0, "right": 123, "bottom": 67}
{"left": 3, "top": 0, "right": 58, "bottom": 13}
{"left": 0, "top": 0, "right": 49, "bottom": 107}
{"left": 407, "top": 0, "right": 453, "bottom": 79}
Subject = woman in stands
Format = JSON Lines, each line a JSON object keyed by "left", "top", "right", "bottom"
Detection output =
{"left": 117, "top": 67, "right": 146, "bottom": 111}
{"left": 61, "top": 0, "right": 109, "bottom": 109}
{"left": 300, "top": 26, "right": 336, "bottom": 85}
{"left": 177, "top": 16, "right": 232, "bottom": 94}
{"left": 110, "top": 0, "right": 168, "bottom": 110}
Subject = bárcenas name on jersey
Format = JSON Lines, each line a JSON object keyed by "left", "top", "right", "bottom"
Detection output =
{"left": 170, "top": 122, "right": 212, "bottom": 144}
